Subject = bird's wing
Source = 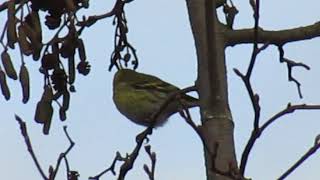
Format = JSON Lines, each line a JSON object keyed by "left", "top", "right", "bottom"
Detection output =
{"left": 132, "top": 78, "right": 179, "bottom": 94}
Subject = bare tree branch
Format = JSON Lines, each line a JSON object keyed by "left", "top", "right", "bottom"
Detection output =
{"left": 240, "top": 103, "right": 320, "bottom": 177}
{"left": 278, "top": 136, "right": 320, "bottom": 180}
{"left": 117, "top": 127, "right": 152, "bottom": 180}
{"left": 143, "top": 145, "right": 156, "bottom": 180}
{"left": 49, "top": 126, "right": 75, "bottom": 180}
{"left": 233, "top": 0, "right": 266, "bottom": 175}
{"left": 225, "top": 22, "right": 320, "bottom": 46}
{"left": 278, "top": 46, "right": 311, "bottom": 98}
{"left": 89, "top": 127, "right": 153, "bottom": 180}
{"left": 149, "top": 85, "right": 198, "bottom": 127}
{"left": 76, "top": 0, "right": 125, "bottom": 27}
{"left": 89, "top": 152, "right": 125, "bottom": 180}
{"left": 261, "top": 104, "right": 320, "bottom": 132}
{"left": 15, "top": 115, "right": 48, "bottom": 180}
{"left": 179, "top": 103, "right": 248, "bottom": 180}
{"left": 15, "top": 115, "right": 76, "bottom": 180}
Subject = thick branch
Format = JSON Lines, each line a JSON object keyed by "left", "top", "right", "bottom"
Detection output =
{"left": 187, "top": 1, "right": 238, "bottom": 180}
{"left": 225, "top": 22, "right": 320, "bottom": 46}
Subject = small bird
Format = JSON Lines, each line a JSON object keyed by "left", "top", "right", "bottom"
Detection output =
{"left": 113, "top": 69, "right": 198, "bottom": 127}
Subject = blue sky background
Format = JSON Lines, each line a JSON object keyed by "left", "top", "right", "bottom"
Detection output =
{"left": 1, "top": 0, "right": 320, "bottom": 179}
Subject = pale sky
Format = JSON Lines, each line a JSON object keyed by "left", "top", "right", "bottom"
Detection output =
{"left": 1, "top": 0, "right": 320, "bottom": 180}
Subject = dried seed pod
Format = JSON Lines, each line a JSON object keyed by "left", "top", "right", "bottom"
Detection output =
{"left": 42, "top": 109, "right": 52, "bottom": 135}
{"left": 0, "top": 70, "right": 10, "bottom": 100}
{"left": 62, "top": 91, "right": 70, "bottom": 110}
{"left": 77, "top": 61, "right": 90, "bottom": 76}
{"left": 41, "top": 53, "right": 58, "bottom": 70}
{"left": 34, "top": 100, "right": 53, "bottom": 135}
{"left": 41, "top": 85, "right": 53, "bottom": 102}
{"left": 34, "top": 100, "right": 49, "bottom": 123}
{"left": 60, "top": 39, "right": 76, "bottom": 58}
{"left": 32, "top": 42, "right": 43, "bottom": 61}
{"left": 7, "top": 0, "right": 17, "bottom": 49}
{"left": 21, "top": 23, "right": 42, "bottom": 61}
{"left": 18, "top": 25, "right": 33, "bottom": 56}
{"left": 59, "top": 107, "right": 66, "bottom": 121}
{"left": 1, "top": 51, "right": 17, "bottom": 80}
{"left": 68, "top": 56, "right": 75, "bottom": 84}
{"left": 77, "top": 38, "right": 86, "bottom": 61}
{"left": 51, "top": 68, "right": 67, "bottom": 91}
{"left": 25, "top": 11, "right": 42, "bottom": 42}
{"left": 64, "top": 0, "right": 76, "bottom": 12}
{"left": 19, "top": 64, "right": 30, "bottom": 103}
{"left": 45, "top": 15, "right": 61, "bottom": 30}
{"left": 51, "top": 41, "right": 60, "bottom": 55}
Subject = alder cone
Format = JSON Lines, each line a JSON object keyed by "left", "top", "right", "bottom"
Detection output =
{"left": 7, "top": 0, "right": 17, "bottom": 49}
{"left": 68, "top": 56, "right": 75, "bottom": 84}
{"left": 77, "top": 38, "right": 86, "bottom": 61}
{"left": 59, "top": 107, "right": 67, "bottom": 121}
{"left": 60, "top": 39, "right": 76, "bottom": 58}
{"left": 34, "top": 100, "right": 53, "bottom": 135}
{"left": 25, "top": 11, "right": 42, "bottom": 42}
{"left": 41, "top": 85, "right": 54, "bottom": 102}
{"left": 19, "top": 64, "right": 30, "bottom": 103}
{"left": 1, "top": 51, "right": 17, "bottom": 80}
{"left": 42, "top": 53, "right": 58, "bottom": 70}
{"left": 21, "top": 23, "right": 43, "bottom": 60}
{"left": 62, "top": 91, "right": 70, "bottom": 110}
{"left": 18, "top": 25, "right": 33, "bottom": 56}
{"left": 0, "top": 70, "right": 10, "bottom": 100}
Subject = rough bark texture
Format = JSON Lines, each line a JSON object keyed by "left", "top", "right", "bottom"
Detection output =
{"left": 186, "top": 0, "right": 237, "bottom": 179}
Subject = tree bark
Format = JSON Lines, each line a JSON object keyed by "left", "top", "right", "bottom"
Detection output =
{"left": 186, "top": 0, "right": 237, "bottom": 179}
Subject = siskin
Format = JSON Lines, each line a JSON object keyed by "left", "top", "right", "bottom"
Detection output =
{"left": 113, "top": 69, "right": 198, "bottom": 127}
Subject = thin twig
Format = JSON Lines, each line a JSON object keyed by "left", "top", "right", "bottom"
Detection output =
{"left": 278, "top": 137, "right": 320, "bottom": 180}
{"left": 76, "top": 0, "right": 126, "bottom": 27}
{"left": 150, "top": 85, "right": 198, "bottom": 128}
{"left": 261, "top": 104, "right": 320, "bottom": 132}
{"left": 143, "top": 145, "right": 156, "bottom": 180}
{"left": 240, "top": 104, "right": 320, "bottom": 177}
{"left": 15, "top": 115, "right": 76, "bottom": 180}
{"left": 89, "top": 152, "right": 124, "bottom": 180}
{"left": 238, "top": 0, "right": 264, "bottom": 175}
{"left": 118, "top": 127, "right": 153, "bottom": 180}
{"left": 89, "top": 127, "right": 153, "bottom": 180}
{"left": 280, "top": 55, "right": 310, "bottom": 98}
{"left": 15, "top": 115, "right": 49, "bottom": 180}
{"left": 49, "top": 127, "right": 75, "bottom": 180}
{"left": 179, "top": 106, "right": 210, "bottom": 153}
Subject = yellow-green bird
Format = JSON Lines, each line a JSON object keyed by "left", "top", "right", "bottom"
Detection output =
{"left": 113, "top": 69, "right": 198, "bottom": 127}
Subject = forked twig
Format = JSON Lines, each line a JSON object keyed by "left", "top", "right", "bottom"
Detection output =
{"left": 15, "top": 115, "right": 76, "bottom": 180}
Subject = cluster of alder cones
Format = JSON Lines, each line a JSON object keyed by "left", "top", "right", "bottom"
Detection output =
{"left": 1, "top": 0, "right": 90, "bottom": 134}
